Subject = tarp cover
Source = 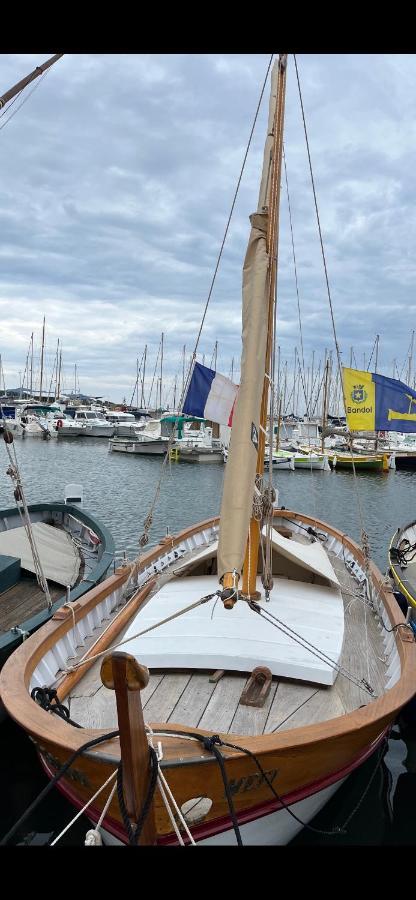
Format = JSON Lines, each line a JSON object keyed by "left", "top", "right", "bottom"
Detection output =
{"left": 0, "top": 522, "right": 80, "bottom": 587}
{"left": 173, "top": 528, "right": 339, "bottom": 587}
{"left": 265, "top": 527, "right": 340, "bottom": 587}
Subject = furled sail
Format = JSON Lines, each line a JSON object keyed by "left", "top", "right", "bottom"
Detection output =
{"left": 217, "top": 59, "right": 284, "bottom": 581}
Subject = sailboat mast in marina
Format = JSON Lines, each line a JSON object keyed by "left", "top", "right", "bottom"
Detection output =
{"left": 219, "top": 56, "right": 286, "bottom": 602}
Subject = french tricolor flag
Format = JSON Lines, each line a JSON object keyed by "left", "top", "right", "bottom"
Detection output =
{"left": 183, "top": 362, "right": 238, "bottom": 427}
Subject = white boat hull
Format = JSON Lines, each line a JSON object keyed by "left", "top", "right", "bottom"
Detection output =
{"left": 56, "top": 426, "right": 84, "bottom": 437}
{"left": 265, "top": 456, "right": 295, "bottom": 470}
{"left": 80, "top": 426, "right": 114, "bottom": 437}
{"left": 293, "top": 457, "right": 330, "bottom": 471}
{"left": 109, "top": 439, "right": 168, "bottom": 455}
{"left": 97, "top": 778, "right": 345, "bottom": 846}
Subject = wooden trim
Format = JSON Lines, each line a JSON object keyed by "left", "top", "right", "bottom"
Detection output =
{"left": 56, "top": 578, "right": 157, "bottom": 701}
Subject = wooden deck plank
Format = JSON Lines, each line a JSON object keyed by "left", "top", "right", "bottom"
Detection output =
{"left": 0, "top": 579, "right": 62, "bottom": 632}
{"left": 265, "top": 681, "right": 318, "bottom": 733}
{"left": 70, "top": 657, "right": 103, "bottom": 698}
{"left": 140, "top": 673, "right": 165, "bottom": 707}
{"left": 198, "top": 674, "right": 248, "bottom": 732}
{"left": 271, "top": 684, "right": 345, "bottom": 732}
{"left": 70, "top": 687, "right": 117, "bottom": 729}
{"left": 167, "top": 672, "right": 216, "bottom": 726}
{"left": 143, "top": 673, "right": 192, "bottom": 722}
{"left": 330, "top": 554, "right": 387, "bottom": 710}
{"left": 230, "top": 679, "right": 279, "bottom": 736}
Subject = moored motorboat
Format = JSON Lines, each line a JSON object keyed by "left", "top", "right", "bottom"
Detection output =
{"left": 71, "top": 408, "right": 114, "bottom": 438}
{"left": 109, "top": 436, "right": 169, "bottom": 455}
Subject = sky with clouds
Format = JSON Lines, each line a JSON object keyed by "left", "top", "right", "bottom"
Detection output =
{"left": 0, "top": 52, "right": 415, "bottom": 407}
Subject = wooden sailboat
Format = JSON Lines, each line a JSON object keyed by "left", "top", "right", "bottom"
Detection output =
{"left": 1, "top": 55, "right": 416, "bottom": 847}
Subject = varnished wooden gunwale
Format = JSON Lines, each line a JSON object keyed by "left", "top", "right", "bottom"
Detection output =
{"left": 1, "top": 511, "right": 415, "bottom": 841}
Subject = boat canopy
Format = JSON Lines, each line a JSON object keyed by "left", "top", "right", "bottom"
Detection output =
{"left": 22, "top": 405, "right": 61, "bottom": 415}
{"left": 0, "top": 522, "right": 80, "bottom": 587}
{"left": 161, "top": 415, "right": 205, "bottom": 439}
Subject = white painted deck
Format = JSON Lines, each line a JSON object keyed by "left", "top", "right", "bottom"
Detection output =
{"left": 121, "top": 574, "right": 344, "bottom": 686}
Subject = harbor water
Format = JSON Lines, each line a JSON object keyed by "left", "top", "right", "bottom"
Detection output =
{"left": 1, "top": 436, "right": 415, "bottom": 846}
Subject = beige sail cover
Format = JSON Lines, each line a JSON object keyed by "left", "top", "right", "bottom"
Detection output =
{"left": 0, "top": 522, "right": 80, "bottom": 587}
{"left": 217, "top": 61, "right": 280, "bottom": 581}
{"left": 217, "top": 211, "right": 269, "bottom": 579}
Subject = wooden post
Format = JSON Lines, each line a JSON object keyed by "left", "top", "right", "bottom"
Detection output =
{"left": 100, "top": 651, "right": 157, "bottom": 845}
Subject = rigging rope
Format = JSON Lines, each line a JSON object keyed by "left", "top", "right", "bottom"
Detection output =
{"left": 63, "top": 589, "right": 219, "bottom": 674}
{"left": 293, "top": 54, "right": 370, "bottom": 564}
{"left": 166, "top": 728, "right": 389, "bottom": 840}
{"left": 50, "top": 770, "right": 118, "bottom": 846}
{"left": 282, "top": 146, "right": 309, "bottom": 417}
{"left": 243, "top": 595, "right": 376, "bottom": 696}
{"left": 0, "top": 70, "right": 49, "bottom": 131}
{"left": 135, "top": 54, "right": 275, "bottom": 555}
{"left": 0, "top": 410, "right": 52, "bottom": 608}
{"left": 0, "top": 728, "right": 120, "bottom": 846}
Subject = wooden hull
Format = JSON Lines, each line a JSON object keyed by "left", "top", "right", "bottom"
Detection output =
{"left": 330, "top": 455, "right": 386, "bottom": 471}
{"left": 40, "top": 723, "right": 385, "bottom": 846}
{"left": 1, "top": 511, "right": 415, "bottom": 845}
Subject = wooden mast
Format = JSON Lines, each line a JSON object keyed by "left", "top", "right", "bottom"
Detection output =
{"left": 0, "top": 54, "right": 63, "bottom": 110}
{"left": 241, "top": 54, "right": 287, "bottom": 598}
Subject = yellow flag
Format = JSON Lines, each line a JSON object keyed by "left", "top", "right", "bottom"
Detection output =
{"left": 343, "top": 368, "right": 376, "bottom": 431}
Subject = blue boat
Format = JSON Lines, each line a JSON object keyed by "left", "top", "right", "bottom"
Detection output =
{"left": 0, "top": 496, "right": 114, "bottom": 671}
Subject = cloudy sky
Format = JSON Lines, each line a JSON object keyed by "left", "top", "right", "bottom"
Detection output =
{"left": 0, "top": 53, "right": 415, "bottom": 406}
